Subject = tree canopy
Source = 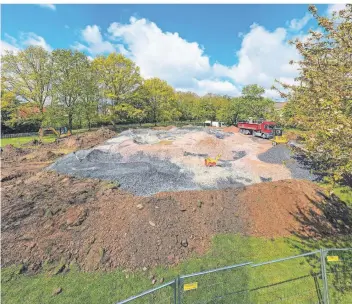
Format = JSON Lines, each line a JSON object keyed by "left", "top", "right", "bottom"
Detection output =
{"left": 274, "top": 4, "right": 352, "bottom": 183}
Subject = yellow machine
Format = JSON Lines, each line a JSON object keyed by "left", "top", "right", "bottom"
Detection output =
{"left": 271, "top": 128, "right": 288, "bottom": 146}
{"left": 204, "top": 154, "right": 221, "bottom": 167}
{"left": 38, "top": 127, "right": 71, "bottom": 139}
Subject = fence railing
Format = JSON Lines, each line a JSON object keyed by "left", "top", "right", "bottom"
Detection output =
{"left": 0, "top": 132, "right": 38, "bottom": 139}
{"left": 117, "top": 248, "right": 352, "bottom": 304}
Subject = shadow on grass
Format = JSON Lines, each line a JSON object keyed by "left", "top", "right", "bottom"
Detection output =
{"left": 287, "top": 191, "right": 352, "bottom": 303}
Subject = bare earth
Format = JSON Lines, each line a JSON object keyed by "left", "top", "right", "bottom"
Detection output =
{"left": 1, "top": 128, "right": 326, "bottom": 273}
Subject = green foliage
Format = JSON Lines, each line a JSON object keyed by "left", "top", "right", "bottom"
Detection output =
{"left": 51, "top": 49, "right": 89, "bottom": 131}
{"left": 144, "top": 77, "right": 179, "bottom": 124}
{"left": 273, "top": 4, "right": 352, "bottom": 182}
{"left": 0, "top": 46, "right": 274, "bottom": 133}
{"left": 92, "top": 53, "right": 142, "bottom": 106}
{"left": 1, "top": 46, "right": 53, "bottom": 114}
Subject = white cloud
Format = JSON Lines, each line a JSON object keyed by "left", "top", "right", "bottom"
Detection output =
{"left": 214, "top": 24, "right": 301, "bottom": 90}
{"left": 1, "top": 32, "right": 52, "bottom": 54}
{"left": 20, "top": 32, "right": 53, "bottom": 52}
{"left": 39, "top": 4, "right": 56, "bottom": 11}
{"left": 263, "top": 89, "right": 281, "bottom": 100}
{"left": 71, "top": 14, "right": 308, "bottom": 97}
{"left": 73, "top": 25, "right": 115, "bottom": 55}
{"left": 65, "top": 25, "right": 70, "bottom": 29}
{"left": 194, "top": 79, "right": 241, "bottom": 96}
{"left": 108, "top": 17, "right": 212, "bottom": 90}
{"left": 288, "top": 13, "right": 311, "bottom": 31}
{"left": 1, "top": 40, "right": 20, "bottom": 55}
{"left": 327, "top": 4, "right": 347, "bottom": 16}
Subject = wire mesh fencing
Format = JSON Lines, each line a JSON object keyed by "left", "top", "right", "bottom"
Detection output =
{"left": 117, "top": 248, "right": 351, "bottom": 304}
{"left": 324, "top": 248, "right": 352, "bottom": 304}
{"left": 118, "top": 279, "right": 177, "bottom": 304}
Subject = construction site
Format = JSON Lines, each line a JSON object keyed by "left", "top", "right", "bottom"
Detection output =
{"left": 1, "top": 125, "right": 351, "bottom": 303}
{"left": 47, "top": 125, "right": 316, "bottom": 196}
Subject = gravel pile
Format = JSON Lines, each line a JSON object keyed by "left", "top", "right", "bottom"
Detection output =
{"left": 232, "top": 151, "right": 246, "bottom": 160}
{"left": 48, "top": 150, "right": 199, "bottom": 196}
{"left": 258, "top": 145, "right": 319, "bottom": 181}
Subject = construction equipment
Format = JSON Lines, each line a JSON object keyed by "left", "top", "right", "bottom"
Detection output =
{"left": 38, "top": 127, "right": 71, "bottom": 139}
{"left": 237, "top": 119, "right": 276, "bottom": 139}
{"left": 205, "top": 154, "right": 221, "bottom": 167}
{"left": 271, "top": 128, "right": 289, "bottom": 146}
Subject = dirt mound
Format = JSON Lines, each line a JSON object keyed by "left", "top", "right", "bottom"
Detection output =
{"left": 237, "top": 179, "right": 324, "bottom": 237}
{"left": 2, "top": 169, "right": 327, "bottom": 273}
{"left": 223, "top": 126, "right": 239, "bottom": 133}
{"left": 0, "top": 144, "right": 29, "bottom": 161}
{"left": 53, "top": 128, "right": 117, "bottom": 150}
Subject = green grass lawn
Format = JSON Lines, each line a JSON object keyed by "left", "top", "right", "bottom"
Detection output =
{"left": 1, "top": 135, "right": 57, "bottom": 148}
{"left": 2, "top": 235, "right": 351, "bottom": 304}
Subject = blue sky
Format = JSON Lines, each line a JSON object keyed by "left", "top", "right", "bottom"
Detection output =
{"left": 1, "top": 4, "right": 346, "bottom": 99}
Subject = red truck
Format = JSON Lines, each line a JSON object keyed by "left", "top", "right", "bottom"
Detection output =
{"left": 237, "top": 120, "right": 277, "bottom": 139}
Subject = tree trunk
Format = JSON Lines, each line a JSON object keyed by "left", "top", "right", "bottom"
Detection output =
{"left": 88, "top": 119, "right": 91, "bottom": 130}
{"left": 68, "top": 113, "right": 73, "bottom": 133}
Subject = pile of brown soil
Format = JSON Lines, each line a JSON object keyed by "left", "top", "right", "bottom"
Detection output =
{"left": 50, "top": 128, "right": 117, "bottom": 150}
{"left": 238, "top": 180, "right": 324, "bottom": 237}
{"left": 1, "top": 144, "right": 29, "bottom": 161}
{"left": 1, "top": 168, "right": 325, "bottom": 273}
{"left": 223, "top": 126, "right": 239, "bottom": 133}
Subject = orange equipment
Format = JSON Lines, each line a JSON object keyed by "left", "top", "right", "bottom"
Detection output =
{"left": 204, "top": 154, "right": 221, "bottom": 167}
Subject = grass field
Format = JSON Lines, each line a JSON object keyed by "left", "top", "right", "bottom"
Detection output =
{"left": 2, "top": 235, "right": 351, "bottom": 304}
{"left": 0, "top": 135, "right": 57, "bottom": 148}
{"left": 0, "top": 128, "right": 96, "bottom": 148}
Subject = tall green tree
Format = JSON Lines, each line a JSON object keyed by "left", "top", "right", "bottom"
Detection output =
{"left": 176, "top": 91, "right": 200, "bottom": 121}
{"left": 79, "top": 65, "right": 100, "bottom": 130}
{"left": 144, "top": 78, "right": 178, "bottom": 125}
{"left": 1, "top": 46, "right": 53, "bottom": 115}
{"left": 274, "top": 4, "right": 352, "bottom": 182}
{"left": 241, "top": 84, "right": 274, "bottom": 119}
{"left": 92, "top": 53, "right": 142, "bottom": 106}
{"left": 51, "top": 49, "right": 89, "bottom": 132}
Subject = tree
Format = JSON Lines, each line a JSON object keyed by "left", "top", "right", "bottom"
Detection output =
{"left": 273, "top": 4, "right": 352, "bottom": 183}
{"left": 176, "top": 91, "right": 200, "bottom": 121}
{"left": 242, "top": 84, "right": 265, "bottom": 100}
{"left": 92, "top": 53, "right": 142, "bottom": 106}
{"left": 1, "top": 46, "right": 53, "bottom": 115}
{"left": 241, "top": 84, "right": 274, "bottom": 119}
{"left": 0, "top": 80, "right": 18, "bottom": 125}
{"left": 51, "top": 49, "right": 89, "bottom": 132}
{"left": 198, "top": 95, "right": 217, "bottom": 123}
{"left": 79, "top": 65, "right": 100, "bottom": 130}
{"left": 144, "top": 78, "right": 177, "bottom": 125}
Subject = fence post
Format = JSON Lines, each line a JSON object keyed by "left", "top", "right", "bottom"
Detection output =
{"left": 320, "top": 248, "right": 330, "bottom": 304}
{"left": 173, "top": 277, "right": 177, "bottom": 304}
{"left": 177, "top": 275, "right": 183, "bottom": 304}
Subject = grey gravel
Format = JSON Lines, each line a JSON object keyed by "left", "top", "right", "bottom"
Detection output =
{"left": 257, "top": 145, "right": 292, "bottom": 164}
{"left": 48, "top": 150, "right": 199, "bottom": 196}
{"left": 258, "top": 145, "right": 319, "bottom": 181}
{"left": 232, "top": 151, "right": 246, "bottom": 160}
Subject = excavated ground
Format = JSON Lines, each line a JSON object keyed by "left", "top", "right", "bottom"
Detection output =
{"left": 1, "top": 127, "right": 330, "bottom": 274}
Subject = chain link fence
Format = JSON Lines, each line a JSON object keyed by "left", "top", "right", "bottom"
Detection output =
{"left": 117, "top": 248, "right": 351, "bottom": 304}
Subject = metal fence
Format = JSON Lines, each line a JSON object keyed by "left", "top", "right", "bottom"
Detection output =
{"left": 117, "top": 248, "right": 352, "bottom": 304}
{"left": 1, "top": 132, "right": 38, "bottom": 138}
